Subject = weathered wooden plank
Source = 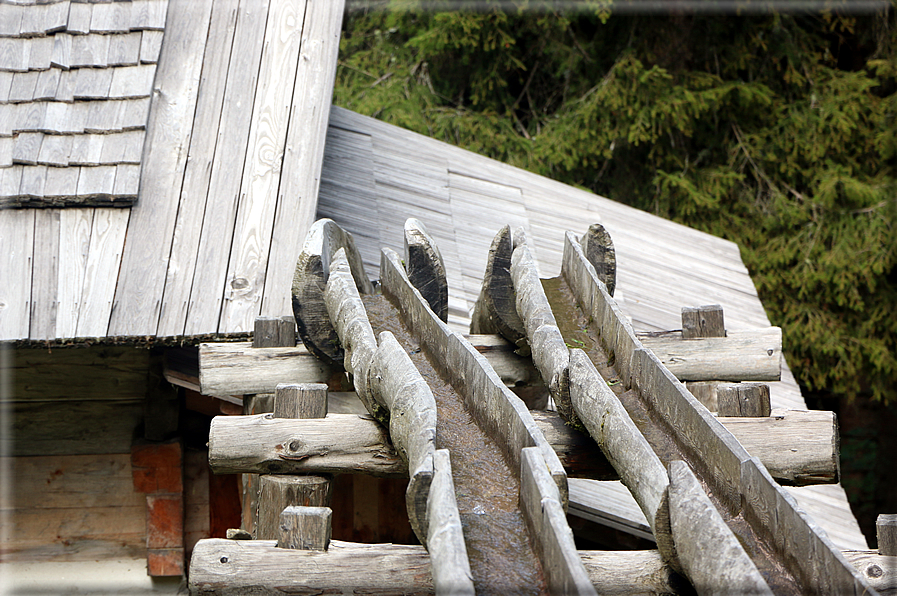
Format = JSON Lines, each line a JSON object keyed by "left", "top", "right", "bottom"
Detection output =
{"left": 568, "top": 348, "right": 675, "bottom": 564}
{"left": 260, "top": 0, "right": 345, "bottom": 321}
{"left": 108, "top": 0, "right": 212, "bottom": 336}
{"left": 140, "top": 30, "right": 165, "bottom": 64}
{"left": 75, "top": 208, "right": 129, "bottom": 338}
{"left": 9, "top": 399, "right": 144, "bottom": 456}
{"left": 717, "top": 382, "right": 772, "bottom": 417}
{"left": 520, "top": 447, "right": 597, "bottom": 596}
{"left": 218, "top": 0, "right": 308, "bottom": 333}
{"left": 108, "top": 64, "right": 155, "bottom": 99}
{"left": 55, "top": 208, "right": 93, "bottom": 338}
{"left": 568, "top": 479, "right": 654, "bottom": 541}
{"left": 668, "top": 460, "right": 772, "bottom": 595}
{"left": 639, "top": 328, "right": 783, "bottom": 382}
{"left": 0, "top": 208, "right": 35, "bottom": 339}
{"left": 580, "top": 223, "right": 617, "bottom": 296}
{"left": 108, "top": 31, "right": 142, "bottom": 67}
{"left": 157, "top": 0, "right": 238, "bottom": 337}
{"left": 183, "top": 0, "right": 271, "bottom": 336}
{"left": 28, "top": 209, "right": 61, "bottom": 339}
{"left": 427, "top": 449, "right": 475, "bottom": 595}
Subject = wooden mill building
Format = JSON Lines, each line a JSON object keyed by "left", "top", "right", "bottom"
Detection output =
{"left": 0, "top": 0, "right": 875, "bottom": 593}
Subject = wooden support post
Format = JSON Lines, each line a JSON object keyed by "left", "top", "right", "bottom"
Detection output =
{"left": 277, "top": 506, "right": 332, "bottom": 551}
{"left": 717, "top": 383, "right": 771, "bottom": 417}
{"left": 273, "top": 383, "right": 327, "bottom": 419}
{"left": 255, "top": 382, "right": 332, "bottom": 540}
{"left": 878, "top": 514, "right": 897, "bottom": 556}
{"left": 681, "top": 304, "right": 725, "bottom": 339}
{"left": 253, "top": 315, "right": 296, "bottom": 348}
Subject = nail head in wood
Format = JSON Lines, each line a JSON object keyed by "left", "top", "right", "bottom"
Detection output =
{"left": 878, "top": 514, "right": 897, "bottom": 556}
{"left": 253, "top": 316, "right": 296, "bottom": 348}
{"left": 681, "top": 305, "right": 725, "bottom": 339}
{"left": 717, "top": 383, "right": 771, "bottom": 417}
{"left": 277, "top": 506, "right": 332, "bottom": 551}
{"left": 273, "top": 383, "right": 328, "bottom": 419}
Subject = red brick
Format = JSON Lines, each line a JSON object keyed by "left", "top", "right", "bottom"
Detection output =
{"left": 147, "top": 494, "right": 184, "bottom": 548}
{"left": 132, "top": 440, "right": 183, "bottom": 493}
{"left": 147, "top": 548, "right": 184, "bottom": 576}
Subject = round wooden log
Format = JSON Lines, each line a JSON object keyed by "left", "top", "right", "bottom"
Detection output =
{"left": 717, "top": 383, "right": 771, "bottom": 417}
{"left": 404, "top": 218, "right": 448, "bottom": 322}
{"left": 681, "top": 305, "right": 726, "bottom": 339}
{"left": 580, "top": 223, "right": 616, "bottom": 297}
{"left": 273, "top": 383, "right": 328, "bottom": 419}
{"left": 877, "top": 514, "right": 897, "bottom": 556}
{"left": 470, "top": 225, "right": 527, "bottom": 351}
{"left": 255, "top": 476, "right": 332, "bottom": 541}
{"left": 277, "top": 506, "right": 332, "bottom": 551}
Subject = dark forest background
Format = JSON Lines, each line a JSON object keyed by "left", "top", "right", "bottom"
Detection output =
{"left": 332, "top": 0, "right": 897, "bottom": 545}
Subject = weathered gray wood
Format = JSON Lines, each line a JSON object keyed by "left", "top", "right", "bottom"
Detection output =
{"left": 292, "top": 219, "right": 373, "bottom": 365}
{"left": 206, "top": 407, "right": 836, "bottom": 484}
{"left": 209, "top": 413, "right": 405, "bottom": 477}
{"left": 277, "top": 506, "right": 331, "bottom": 551}
{"left": 561, "top": 231, "right": 643, "bottom": 386}
{"left": 109, "top": 64, "right": 156, "bottom": 98}
{"left": 568, "top": 349, "right": 676, "bottom": 566}
{"left": 682, "top": 304, "right": 726, "bottom": 339}
{"left": 255, "top": 476, "right": 331, "bottom": 541}
{"left": 189, "top": 539, "right": 689, "bottom": 595}
{"left": 199, "top": 342, "right": 337, "bottom": 399}
{"left": 427, "top": 449, "right": 475, "bottom": 595}
{"left": 470, "top": 225, "right": 527, "bottom": 349}
{"left": 639, "top": 328, "right": 782, "bottom": 382}
{"left": 580, "top": 223, "right": 617, "bottom": 296}
{"left": 324, "top": 247, "right": 381, "bottom": 418}
{"left": 686, "top": 381, "right": 722, "bottom": 411}
{"left": 108, "top": 32, "right": 142, "bottom": 66}
{"left": 273, "top": 383, "right": 327, "bottom": 420}
{"left": 717, "top": 383, "right": 771, "bottom": 417}
{"left": 740, "top": 457, "right": 874, "bottom": 594}
{"left": 108, "top": 0, "right": 213, "bottom": 336}
{"left": 368, "top": 331, "right": 437, "bottom": 544}
{"left": 140, "top": 30, "right": 165, "bottom": 64}
{"left": 878, "top": 514, "right": 897, "bottom": 556}
{"left": 404, "top": 217, "right": 448, "bottom": 322}
{"left": 668, "top": 460, "right": 772, "bottom": 595}
{"left": 511, "top": 241, "right": 574, "bottom": 423}
{"left": 188, "top": 539, "right": 435, "bottom": 594}
{"left": 843, "top": 550, "right": 897, "bottom": 593}
{"left": 253, "top": 316, "right": 295, "bottom": 348}
{"left": 520, "top": 447, "right": 598, "bottom": 596}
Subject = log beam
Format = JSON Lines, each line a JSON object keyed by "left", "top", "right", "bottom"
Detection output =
{"left": 208, "top": 407, "right": 837, "bottom": 485}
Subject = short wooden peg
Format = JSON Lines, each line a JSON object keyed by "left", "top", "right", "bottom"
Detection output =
{"left": 686, "top": 381, "right": 723, "bottom": 412}
{"left": 878, "top": 514, "right": 897, "bottom": 556}
{"left": 717, "top": 383, "right": 771, "bottom": 417}
{"left": 253, "top": 316, "right": 296, "bottom": 348}
{"left": 273, "top": 382, "right": 328, "bottom": 420}
{"left": 277, "top": 506, "right": 332, "bottom": 550}
{"left": 681, "top": 304, "right": 725, "bottom": 339}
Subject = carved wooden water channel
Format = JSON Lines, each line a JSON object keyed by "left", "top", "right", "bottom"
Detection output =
{"left": 189, "top": 218, "right": 890, "bottom": 595}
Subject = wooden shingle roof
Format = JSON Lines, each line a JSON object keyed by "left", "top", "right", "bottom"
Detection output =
{"left": 0, "top": 0, "right": 169, "bottom": 208}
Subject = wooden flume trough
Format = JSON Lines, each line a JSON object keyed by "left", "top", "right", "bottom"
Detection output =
{"left": 189, "top": 218, "right": 891, "bottom": 595}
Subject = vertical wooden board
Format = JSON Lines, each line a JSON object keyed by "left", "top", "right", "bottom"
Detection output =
{"left": 107, "top": 0, "right": 213, "bottom": 337}
{"left": 218, "top": 0, "right": 308, "bottom": 333}
{"left": 261, "top": 0, "right": 345, "bottom": 320}
{"left": 76, "top": 209, "right": 129, "bottom": 338}
{"left": 56, "top": 209, "right": 93, "bottom": 338}
{"left": 183, "top": 0, "right": 271, "bottom": 337}
{"left": 29, "top": 209, "right": 61, "bottom": 340}
{"left": 0, "top": 209, "right": 35, "bottom": 340}
{"left": 156, "top": 0, "right": 239, "bottom": 337}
